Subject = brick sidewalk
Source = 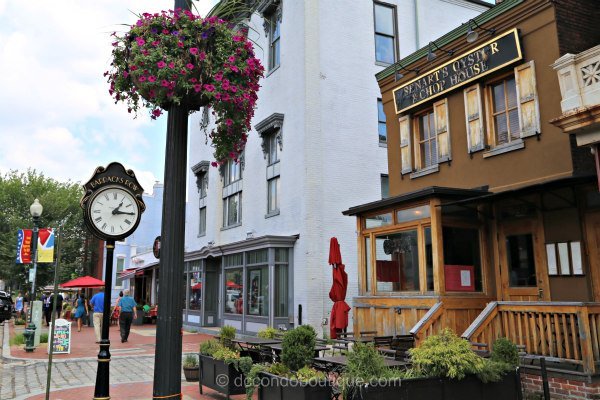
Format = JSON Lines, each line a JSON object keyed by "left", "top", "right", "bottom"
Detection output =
{"left": 9, "top": 320, "right": 211, "bottom": 359}
{"left": 24, "top": 381, "right": 247, "bottom": 400}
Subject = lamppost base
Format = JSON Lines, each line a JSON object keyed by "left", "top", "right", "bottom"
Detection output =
{"left": 23, "top": 323, "right": 37, "bottom": 352}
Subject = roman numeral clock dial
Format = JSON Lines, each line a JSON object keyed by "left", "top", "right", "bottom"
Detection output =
{"left": 87, "top": 185, "right": 141, "bottom": 240}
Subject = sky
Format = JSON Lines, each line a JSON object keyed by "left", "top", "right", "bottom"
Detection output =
{"left": 0, "top": 0, "right": 217, "bottom": 194}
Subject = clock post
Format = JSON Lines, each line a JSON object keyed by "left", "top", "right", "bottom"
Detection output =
{"left": 80, "top": 162, "right": 145, "bottom": 400}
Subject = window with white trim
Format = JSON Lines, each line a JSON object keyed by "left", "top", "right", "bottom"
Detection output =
{"left": 378, "top": 98, "right": 387, "bottom": 143}
{"left": 116, "top": 256, "right": 125, "bottom": 286}
{"left": 480, "top": 61, "right": 540, "bottom": 155}
{"left": 398, "top": 98, "right": 451, "bottom": 176}
{"left": 223, "top": 159, "right": 242, "bottom": 228}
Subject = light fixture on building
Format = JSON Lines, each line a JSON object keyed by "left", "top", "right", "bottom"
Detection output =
{"left": 394, "top": 64, "right": 420, "bottom": 81}
{"left": 465, "top": 19, "right": 496, "bottom": 43}
{"left": 207, "top": 240, "right": 215, "bottom": 248}
{"left": 246, "top": 230, "right": 255, "bottom": 240}
{"left": 427, "top": 41, "right": 454, "bottom": 62}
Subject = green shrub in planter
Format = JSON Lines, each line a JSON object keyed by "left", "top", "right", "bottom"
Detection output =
{"left": 183, "top": 353, "right": 199, "bottom": 368}
{"left": 491, "top": 337, "right": 519, "bottom": 367}
{"left": 219, "top": 325, "right": 236, "bottom": 348}
{"left": 257, "top": 326, "right": 280, "bottom": 339}
{"left": 199, "top": 339, "right": 221, "bottom": 356}
{"left": 281, "top": 324, "right": 316, "bottom": 372}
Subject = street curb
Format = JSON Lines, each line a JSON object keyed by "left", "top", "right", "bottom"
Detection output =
{"left": 1, "top": 321, "right": 11, "bottom": 359}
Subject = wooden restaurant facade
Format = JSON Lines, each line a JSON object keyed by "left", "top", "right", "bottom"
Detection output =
{"left": 344, "top": 0, "right": 600, "bottom": 386}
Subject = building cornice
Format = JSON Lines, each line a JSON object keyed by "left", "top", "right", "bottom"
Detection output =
{"left": 184, "top": 234, "right": 299, "bottom": 260}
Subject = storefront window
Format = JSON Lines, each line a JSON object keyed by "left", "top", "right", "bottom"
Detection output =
{"left": 274, "top": 265, "right": 288, "bottom": 317}
{"left": 247, "top": 266, "right": 268, "bottom": 316}
{"left": 275, "top": 248, "right": 288, "bottom": 262}
{"left": 507, "top": 234, "right": 537, "bottom": 287}
{"left": 225, "top": 268, "right": 243, "bottom": 314}
{"left": 375, "top": 230, "right": 419, "bottom": 292}
{"left": 396, "top": 205, "right": 430, "bottom": 223}
{"left": 365, "top": 212, "right": 393, "bottom": 229}
{"left": 189, "top": 271, "right": 202, "bottom": 310}
{"left": 425, "top": 227, "right": 434, "bottom": 291}
{"left": 443, "top": 227, "right": 482, "bottom": 292}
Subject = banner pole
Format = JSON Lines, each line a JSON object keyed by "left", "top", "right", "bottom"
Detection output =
{"left": 45, "top": 224, "right": 63, "bottom": 400}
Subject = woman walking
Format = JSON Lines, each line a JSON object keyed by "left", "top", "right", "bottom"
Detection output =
{"left": 74, "top": 292, "right": 88, "bottom": 332}
{"left": 118, "top": 289, "right": 137, "bottom": 343}
{"left": 15, "top": 292, "right": 24, "bottom": 320}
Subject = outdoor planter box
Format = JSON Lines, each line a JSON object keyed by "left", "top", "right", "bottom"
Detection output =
{"left": 199, "top": 354, "right": 246, "bottom": 398}
{"left": 183, "top": 365, "right": 199, "bottom": 382}
{"left": 346, "top": 370, "right": 521, "bottom": 400}
{"left": 258, "top": 371, "right": 332, "bottom": 400}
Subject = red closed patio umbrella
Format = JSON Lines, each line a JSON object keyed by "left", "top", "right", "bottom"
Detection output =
{"left": 328, "top": 237, "right": 351, "bottom": 339}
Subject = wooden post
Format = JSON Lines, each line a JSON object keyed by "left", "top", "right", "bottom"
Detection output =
{"left": 577, "top": 308, "right": 596, "bottom": 375}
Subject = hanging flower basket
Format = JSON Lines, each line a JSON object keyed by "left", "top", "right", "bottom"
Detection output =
{"left": 105, "top": 9, "right": 264, "bottom": 163}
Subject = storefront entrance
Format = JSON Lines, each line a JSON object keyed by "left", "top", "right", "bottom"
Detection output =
{"left": 498, "top": 218, "right": 549, "bottom": 301}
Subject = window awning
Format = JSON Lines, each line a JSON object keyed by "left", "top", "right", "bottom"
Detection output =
{"left": 118, "top": 261, "right": 159, "bottom": 280}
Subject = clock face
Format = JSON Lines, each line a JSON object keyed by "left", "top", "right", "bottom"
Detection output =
{"left": 88, "top": 186, "right": 140, "bottom": 239}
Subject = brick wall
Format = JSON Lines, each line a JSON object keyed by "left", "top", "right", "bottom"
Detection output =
{"left": 553, "top": 0, "right": 600, "bottom": 56}
{"left": 521, "top": 371, "right": 600, "bottom": 400}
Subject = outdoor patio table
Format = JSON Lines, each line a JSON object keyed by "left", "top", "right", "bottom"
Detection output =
{"left": 232, "top": 337, "right": 282, "bottom": 361}
{"left": 267, "top": 343, "right": 329, "bottom": 360}
{"left": 314, "top": 355, "right": 408, "bottom": 370}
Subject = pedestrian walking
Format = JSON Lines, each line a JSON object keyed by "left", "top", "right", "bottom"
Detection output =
{"left": 42, "top": 292, "right": 51, "bottom": 326}
{"left": 118, "top": 289, "right": 137, "bottom": 343}
{"left": 89, "top": 288, "right": 105, "bottom": 343}
{"left": 49, "top": 292, "right": 64, "bottom": 320}
{"left": 15, "top": 292, "right": 24, "bottom": 320}
{"left": 74, "top": 293, "right": 88, "bottom": 332}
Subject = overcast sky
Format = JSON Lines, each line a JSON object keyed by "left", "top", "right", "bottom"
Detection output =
{"left": 0, "top": 0, "right": 216, "bottom": 194}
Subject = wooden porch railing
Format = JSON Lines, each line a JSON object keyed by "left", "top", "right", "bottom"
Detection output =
{"left": 410, "top": 302, "right": 444, "bottom": 345}
{"left": 462, "top": 302, "right": 600, "bottom": 375}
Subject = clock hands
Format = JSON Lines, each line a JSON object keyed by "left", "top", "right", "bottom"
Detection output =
{"left": 113, "top": 210, "right": 135, "bottom": 216}
{"left": 112, "top": 200, "right": 124, "bottom": 215}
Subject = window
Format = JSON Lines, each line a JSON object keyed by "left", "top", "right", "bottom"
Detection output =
{"left": 267, "top": 133, "right": 279, "bottom": 165}
{"left": 417, "top": 110, "right": 438, "bottom": 168}
{"left": 378, "top": 99, "right": 387, "bottom": 143}
{"left": 443, "top": 227, "right": 483, "bottom": 292}
{"left": 506, "top": 234, "right": 537, "bottom": 287}
{"left": 267, "top": 177, "right": 280, "bottom": 214}
{"left": 400, "top": 99, "right": 450, "bottom": 175}
{"left": 380, "top": 174, "right": 389, "bottom": 199}
{"left": 364, "top": 236, "right": 371, "bottom": 293}
{"left": 224, "top": 160, "right": 242, "bottom": 186}
{"left": 224, "top": 268, "right": 243, "bottom": 314}
{"left": 375, "top": 230, "right": 419, "bottom": 292}
{"left": 116, "top": 257, "right": 125, "bottom": 286}
{"left": 188, "top": 264, "right": 202, "bottom": 311}
{"left": 223, "top": 159, "right": 242, "bottom": 228}
{"left": 464, "top": 85, "right": 485, "bottom": 153}
{"left": 483, "top": 61, "right": 540, "bottom": 154}
{"left": 223, "top": 193, "right": 241, "bottom": 227}
{"left": 274, "top": 248, "right": 289, "bottom": 317}
{"left": 247, "top": 266, "right": 268, "bottom": 316}
{"left": 373, "top": 2, "right": 397, "bottom": 64}
{"left": 199, "top": 206, "right": 206, "bottom": 236}
{"left": 198, "top": 172, "right": 208, "bottom": 198}
{"left": 491, "top": 76, "right": 520, "bottom": 145}
{"left": 269, "top": 13, "right": 281, "bottom": 70}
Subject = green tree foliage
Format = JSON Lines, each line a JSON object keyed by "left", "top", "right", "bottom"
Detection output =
{"left": 0, "top": 169, "right": 98, "bottom": 293}
{"left": 281, "top": 324, "right": 316, "bottom": 372}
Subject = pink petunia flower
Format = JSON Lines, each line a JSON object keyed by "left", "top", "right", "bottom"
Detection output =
{"left": 148, "top": 76, "right": 156, "bottom": 82}
{"left": 186, "top": 63, "right": 194, "bottom": 70}
{"left": 193, "top": 84, "right": 202, "bottom": 92}
{"left": 198, "top": 52, "right": 206, "bottom": 61}
{"left": 157, "top": 61, "right": 167, "bottom": 69}
{"left": 168, "top": 62, "right": 175, "bottom": 69}
{"left": 204, "top": 84, "right": 215, "bottom": 92}
{"left": 189, "top": 47, "right": 199, "bottom": 55}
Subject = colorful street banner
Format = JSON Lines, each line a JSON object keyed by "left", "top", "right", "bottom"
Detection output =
{"left": 16, "top": 228, "right": 55, "bottom": 263}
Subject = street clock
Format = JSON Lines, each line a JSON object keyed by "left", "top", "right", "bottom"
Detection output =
{"left": 80, "top": 162, "right": 145, "bottom": 241}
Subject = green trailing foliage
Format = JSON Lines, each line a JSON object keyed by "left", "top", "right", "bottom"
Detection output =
{"left": 408, "top": 329, "right": 517, "bottom": 383}
{"left": 199, "top": 339, "right": 221, "bottom": 356}
{"left": 281, "top": 324, "right": 316, "bottom": 372}
{"left": 199, "top": 337, "right": 252, "bottom": 378}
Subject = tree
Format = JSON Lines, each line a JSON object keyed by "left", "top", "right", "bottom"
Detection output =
{"left": 0, "top": 169, "right": 98, "bottom": 294}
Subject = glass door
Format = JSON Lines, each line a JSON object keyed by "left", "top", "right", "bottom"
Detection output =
{"left": 203, "top": 260, "right": 220, "bottom": 326}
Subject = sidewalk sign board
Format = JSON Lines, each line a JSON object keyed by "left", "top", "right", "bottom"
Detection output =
{"left": 48, "top": 318, "right": 71, "bottom": 354}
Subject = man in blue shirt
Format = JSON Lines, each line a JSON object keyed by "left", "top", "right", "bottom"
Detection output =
{"left": 118, "top": 289, "right": 137, "bottom": 343}
{"left": 89, "top": 289, "right": 105, "bottom": 343}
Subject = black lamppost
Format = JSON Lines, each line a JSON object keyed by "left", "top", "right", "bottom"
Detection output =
{"left": 152, "top": 0, "right": 190, "bottom": 397}
{"left": 24, "top": 198, "right": 43, "bottom": 352}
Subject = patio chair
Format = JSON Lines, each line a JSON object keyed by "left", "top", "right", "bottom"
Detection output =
{"left": 373, "top": 335, "right": 393, "bottom": 348}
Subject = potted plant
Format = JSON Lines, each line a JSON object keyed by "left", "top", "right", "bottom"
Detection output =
{"left": 251, "top": 325, "right": 331, "bottom": 400}
{"left": 257, "top": 326, "right": 281, "bottom": 339}
{"left": 183, "top": 353, "right": 200, "bottom": 382}
{"left": 105, "top": 9, "right": 264, "bottom": 164}
{"left": 343, "top": 329, "right": 521, "bottom": 400}
{"left": 199, "top": 326, "right": 252, "bottom": 398}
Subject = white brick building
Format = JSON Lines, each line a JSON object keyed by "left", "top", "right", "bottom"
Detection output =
{"left": 183, "top": 0, "right": 490, "bottom": 334}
